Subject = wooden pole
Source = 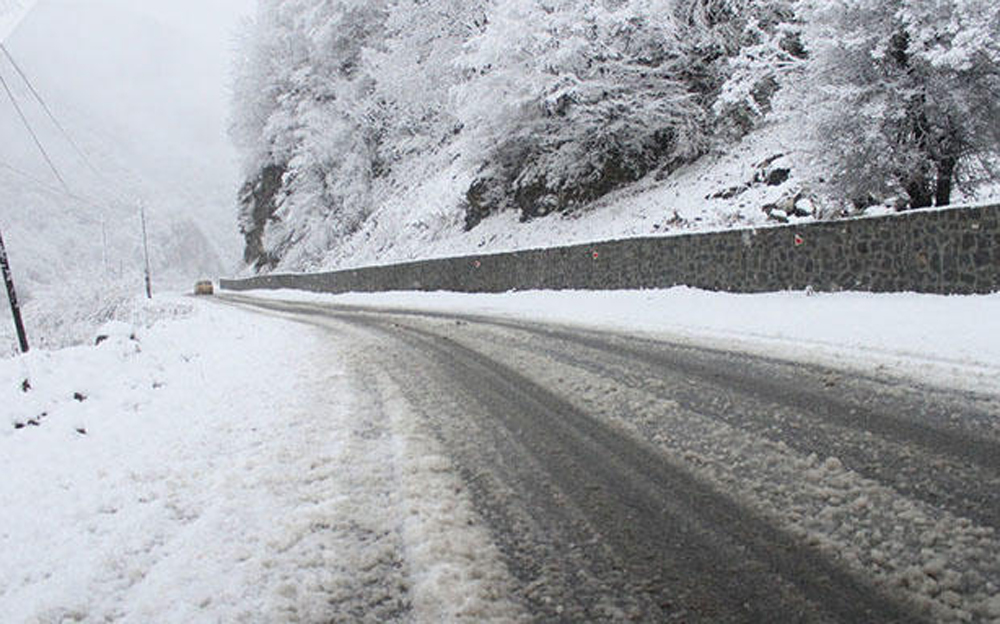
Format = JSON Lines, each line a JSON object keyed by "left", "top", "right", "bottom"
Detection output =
{"left": 0, "top": 228, "right": 28, "bottom": 353}
{"left": 101, "top": 212, "right": 108, "bottom": 276}
{"left": 139, "top": 202, "right": 151, "bottom": 299}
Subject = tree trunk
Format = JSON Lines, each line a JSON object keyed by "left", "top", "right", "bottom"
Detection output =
{"left": 935, "top": 155, "right": 956, "bottom": 207}
{"left": 904, "top": 167, "right": 933, "bottom": 209}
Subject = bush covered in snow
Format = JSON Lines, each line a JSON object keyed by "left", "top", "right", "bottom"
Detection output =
{"left": 0, "top": 275, "right": 193, "bottom": 357}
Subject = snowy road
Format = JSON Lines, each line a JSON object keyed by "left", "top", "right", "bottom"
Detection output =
{"left": 217, "top": 293, "right": 1000, "bottom": 623}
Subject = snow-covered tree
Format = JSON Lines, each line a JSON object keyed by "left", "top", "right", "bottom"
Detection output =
{"left": 674, "top": 0, "right": 806, "bottom": 139}
{"left": 230, "top": 0, "right": 1000, "bottom": 274}
{"left": 231, "top": 0, "right": 388, "bottom": 270}
{"left": 457, "top": 0, "right": 708, "bottom": 227}
{"left": 359, "top": 0, "right": 488, "bottom": 176}
{"left": 804, "top": 0, "right": 1000, "bottom": 209}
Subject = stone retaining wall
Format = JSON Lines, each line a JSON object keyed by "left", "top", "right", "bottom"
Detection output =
{"left": 221, "top": 204, "right": 1000, "bottom": 295}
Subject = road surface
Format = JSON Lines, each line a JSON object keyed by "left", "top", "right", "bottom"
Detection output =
{"left": 216, "top": 293, "right": 1000, "bottom": 623}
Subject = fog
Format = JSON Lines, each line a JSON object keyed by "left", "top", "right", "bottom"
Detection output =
{"left": 0, "top": 0, "right": 253, "bottom": 289}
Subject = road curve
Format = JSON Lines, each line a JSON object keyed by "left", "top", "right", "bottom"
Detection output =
{"left": 215, "top": 293, "right": 1000, "bottom": 623}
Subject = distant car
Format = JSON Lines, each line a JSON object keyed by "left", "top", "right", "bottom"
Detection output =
{"left": 194, "top": 280, "right": 214, "bottom": 295}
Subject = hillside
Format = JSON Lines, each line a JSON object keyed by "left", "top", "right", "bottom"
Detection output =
{"left": 231, "top": 0, "right": 1000, "bottom": 275}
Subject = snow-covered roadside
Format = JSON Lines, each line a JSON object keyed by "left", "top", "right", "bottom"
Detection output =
{"left": 243, "top": 288, "right": 1000, "bottom": 396}
{"left": 0, "top": 295, "right": 522, "bottom": 623}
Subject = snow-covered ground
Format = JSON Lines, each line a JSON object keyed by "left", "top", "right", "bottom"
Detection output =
{"left": 246, "top": 287, "right": 1000, "bottom": 397}
{"left": 2, "top": 286, "right": 998, "bottom": 622}
{"left": 0, "top": 295, "right": 522, "bottom": 623}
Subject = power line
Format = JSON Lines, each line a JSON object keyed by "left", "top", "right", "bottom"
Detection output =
{"left": 0, "top": 62, "right": 71, "bottom": 194}
{"left": 0, "top": 44, "right": 103, "bottom": 178}
{"left": 0, "top": 45, "right": 141, "bottom": 213}
{"left": 0, "top": 161, "right": 120, "bottom": 237}
{"left": 0, "top": 159, "right": 107, "bottom": 215}
{"left": 0, "top": 158, "right": 58, "bottom": 190}
{"left": 1, "top": 45, "right": 144, "bottom": 210}
{"left": 0, "top": 39, "right": 151, "bottom": 297}
{"left": 0, "top": 45, "right": 141, "bottom": 243}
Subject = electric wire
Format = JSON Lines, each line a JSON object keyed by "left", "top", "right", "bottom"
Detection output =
{"left": 0, "top": 62, "right": 71, "bottom": 194}
{"left": 0, "top": 44, "right": 136, "bottom": 209}
{"left": 0, "top": 41, "right": 150, "bottom": 287}
{"left": 0, "top": 159, "right": 115, "bottom": 222}
{"left": 1, "top": 44, "right": 104, "bottom": 178}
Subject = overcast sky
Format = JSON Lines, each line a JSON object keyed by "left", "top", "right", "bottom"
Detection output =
{"left": 1, "top": 0, "right": 255, "bottom": 269}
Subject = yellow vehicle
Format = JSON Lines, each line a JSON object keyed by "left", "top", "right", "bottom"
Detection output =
{"left": 194, "top": 280, "right": 214, "bottom": 295}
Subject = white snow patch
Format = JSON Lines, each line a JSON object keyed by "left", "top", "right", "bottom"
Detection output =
{"left": 0, "top": 295, "right": 523, "bottom": 622}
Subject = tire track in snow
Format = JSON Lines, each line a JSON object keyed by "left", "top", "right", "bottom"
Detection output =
{"left": 414, "top": 315, "right": 1000, "bottom": 623}
{"left": 461, "top": 320, "right": 1000, "bottom": 530}
{"left": 217, "top": 294, "right": 1000, "bottom": 622}
{"left": 334, "top": 314, "right": 924, "bottom": 623}
{"left": 223, "top": 306, "right": 528, "bottom": 623}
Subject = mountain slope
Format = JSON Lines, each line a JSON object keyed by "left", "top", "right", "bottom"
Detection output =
{"left": 231, "top": 0, "right": 1000, "bottom": 276}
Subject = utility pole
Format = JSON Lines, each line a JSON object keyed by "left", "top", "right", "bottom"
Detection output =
{"left": 139, "top": 201, "right": 152, "bottom": 299}
{"left": 0, "top": 228, "right": 29, "bottom": 353}
{"left": 101, "top": 212, "right": 108, "bottom": 277}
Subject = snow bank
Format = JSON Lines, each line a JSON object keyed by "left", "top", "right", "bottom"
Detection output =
{"left": 0, "top": 298, "right": 321, "bottom": 621}
{"left": 0, "top": 276, "right": 202, "bottom": 357}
